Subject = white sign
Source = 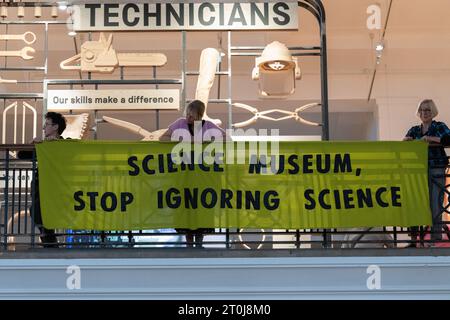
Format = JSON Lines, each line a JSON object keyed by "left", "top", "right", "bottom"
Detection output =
{"left": 47, "top": 89, "right": 179, "bottom": 111}
{"left": 72, "top": 2, "right": 298, "bottom": 31}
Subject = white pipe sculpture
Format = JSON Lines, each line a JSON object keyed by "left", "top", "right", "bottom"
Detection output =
{"left": 102, "top": 116, "right": 167, "bottom": 141}
{"left": 195, "top": 48, "right": 222, "bottom": 126}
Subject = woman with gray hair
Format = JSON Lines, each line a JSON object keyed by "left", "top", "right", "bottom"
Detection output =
{"left": 160, "top": 100, "right": 225, "bottom": 142}
{"left": 404, "top": 99, "right": 450, "bottom": 247}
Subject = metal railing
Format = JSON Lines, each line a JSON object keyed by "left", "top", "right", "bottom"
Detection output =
{"left": 1, "top": 144, "right": 449, "bottom": 251}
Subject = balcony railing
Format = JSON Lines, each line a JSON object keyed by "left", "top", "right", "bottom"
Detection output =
{"left": 1, "top": 144, "right": 449, "bottom": 251}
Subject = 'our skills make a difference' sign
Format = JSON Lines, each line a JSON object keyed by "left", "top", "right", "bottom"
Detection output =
{"left": 47, "top": 89, "right": 179, "bottom": 111}
{"left": 72, "top": 2, "right": 299, "bottom": 31}
{"left": 36, "top": 141, "right": 431, "bottom": 230}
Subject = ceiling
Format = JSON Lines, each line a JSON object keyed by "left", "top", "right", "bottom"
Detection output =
{"left": 0, "top": 0, "right": 448, "bottom": 113}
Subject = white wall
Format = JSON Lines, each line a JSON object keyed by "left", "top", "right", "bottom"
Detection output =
{"left": 1, "top": 255, "right": 450, "bottom": 299}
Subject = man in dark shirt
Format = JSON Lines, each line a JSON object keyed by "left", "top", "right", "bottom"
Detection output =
{"left": 18, "top": 112, "right": 66, "bottom": 248}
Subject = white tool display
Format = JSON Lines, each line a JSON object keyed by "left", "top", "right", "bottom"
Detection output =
{"left": 2, "top": 101, "right": 37, "bottom": 145}
{"left": 60, "top": 33, "right": 167, "bottom": 73}
{"left": 232, "top": 102, "right": 321, "bottom": 128}
{"left": 0, "top": 32, "right": 37, "bottom": 45}
{"left": 195, "top": 48, "right": 222, "bottom": 126}
{"left": 0, "top": 46, "right": 35, "bottom": 60}
{"left": 100, "top": 109, "right": 320, "bottom": 138}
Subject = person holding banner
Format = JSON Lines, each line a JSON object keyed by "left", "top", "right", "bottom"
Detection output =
{"left": 160, "top": 100, "right": 225, "bottom": 247}
{"left": 404, "top": 99, "right": 450, "bottom": 247}
{"left": 160, "top": 100, "right": 225, "bottom": 143}
{"left": 18, "top": 112, "right": 67, "bottom": 248}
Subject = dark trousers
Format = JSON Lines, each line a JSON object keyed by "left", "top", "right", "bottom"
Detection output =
{"left": 33, "top": 197, "right": 58, "bottom": 248}
{"left": 410, "top": 167, "right": 445, "bottom": 243}
{"left": 176, "top": 228, "right": 214, "bottom": 248}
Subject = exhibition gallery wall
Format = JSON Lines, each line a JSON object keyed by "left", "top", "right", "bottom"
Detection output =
{"left": 0, "top": 0, "right": 448, "bottom": 143}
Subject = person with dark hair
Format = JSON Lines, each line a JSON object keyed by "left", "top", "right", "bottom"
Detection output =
{"left": 160, "top": 100, "right": 225, "bottom": 247}
{"left": 18, "top": 112, "right": 67, "bottom": 248}
{"left": 404, "top": 99, "right": 450, "bottom": 247}
{"left": 44, "top": 112, "right": 67, "bottom": 138}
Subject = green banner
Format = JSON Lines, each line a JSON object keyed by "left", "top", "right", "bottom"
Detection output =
{"left": 36, "top": 140, "right": 431, "bottom": 230}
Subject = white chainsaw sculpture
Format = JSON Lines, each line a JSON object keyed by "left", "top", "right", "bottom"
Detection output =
{"left": 60, "top": 33, "right": 167, "bottom": 73}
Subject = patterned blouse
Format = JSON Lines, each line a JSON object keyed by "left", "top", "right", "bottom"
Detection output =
{"left": 405, "top": 120, "right": 450, "bottom": 167}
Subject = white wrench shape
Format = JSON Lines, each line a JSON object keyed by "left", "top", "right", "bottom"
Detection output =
{"left": 0, "top": 32, "right": 36, "bottom": 45}
{"left": 0, "top": 47, "right": 35, "bottom": 60}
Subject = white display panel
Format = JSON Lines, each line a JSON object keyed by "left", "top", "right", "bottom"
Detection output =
{"left": 72, "top": 2, "right": 299, "bottom": 31}
{"left": 47, "top": 89, "right": 180, "bottom": 111}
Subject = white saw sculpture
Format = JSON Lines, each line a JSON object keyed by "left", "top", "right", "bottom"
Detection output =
{"left": 60, "top": 33, "right": 167, "bottom": 73}
{"left": 62, "top": 113, "right": 90, "bottom": 140}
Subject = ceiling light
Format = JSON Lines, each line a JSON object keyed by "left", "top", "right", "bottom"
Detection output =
{"left": 58, "top": 2, "right": 67, "bottom": 10}
{"left": 375, "top": 42, "right": 384, "bottom": 52}
{"left": 68, "top": 30, "right": 76, "bottom": 37}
